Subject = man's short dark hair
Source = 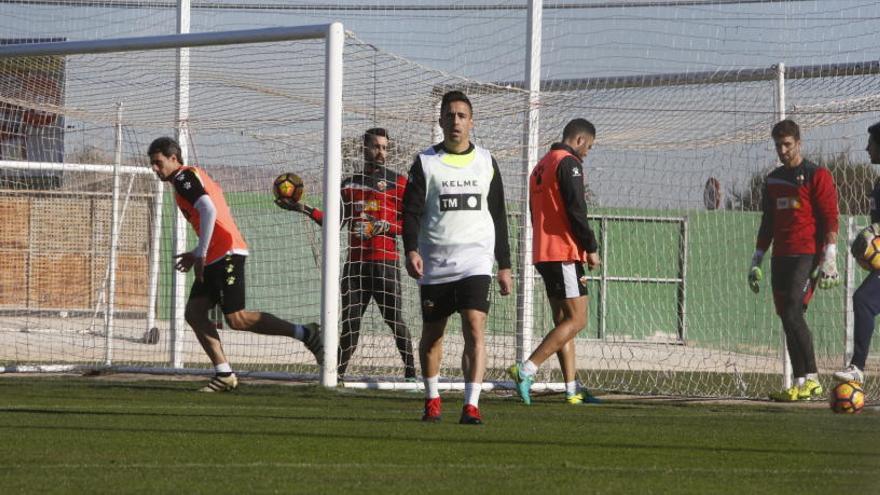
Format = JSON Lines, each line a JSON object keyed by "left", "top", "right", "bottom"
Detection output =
{"left": 147, "top": 136, "right": 184, "bottom": 163}
{"left": 562, "top": 119, "right": 596, "bottom": 140}
{"left": 771, "top": 119, "right": 800, "bottom": 141}
{"left": 440, "top": 90, "right": 473, "bottom": 116}
{"left": 868, "top": 121, "right": 880, "bottom": 144}
{"left": 364, "top": 127, "right": 388, "bottom": 145}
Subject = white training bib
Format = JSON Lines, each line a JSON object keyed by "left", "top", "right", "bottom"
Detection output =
{"left": 417, "top": 145, "right": 496, "bottom": 284}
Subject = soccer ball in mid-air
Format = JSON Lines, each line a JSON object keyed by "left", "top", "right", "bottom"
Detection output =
{"left": 851, "top": 224, "right": 880, "bottom": 271}
{"left": 829, "top": 381, "right": 865, "bottom": 414}
{"left": 273, "top": 172, "right": 305, "bottom": 203}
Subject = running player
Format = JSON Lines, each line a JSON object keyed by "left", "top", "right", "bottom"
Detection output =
{"left": 402, "top": 90, "right": 513, "bottom": 425}
{"left": 148, "top": 137, "right": 322, "bottom": 392}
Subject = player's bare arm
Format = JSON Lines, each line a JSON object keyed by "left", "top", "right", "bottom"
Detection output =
{"left": 497, "top": 267, "right": 512, "bottom": 295}
{"left": 586, "top": 251, "right": 601, "bottom": 270}
{"left": 405, "top": 250, "right": 423, "bottom": 279}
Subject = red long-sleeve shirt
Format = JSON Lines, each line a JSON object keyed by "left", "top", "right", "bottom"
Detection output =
{"left": 311, "top": 165, "right": 406, "bottom": 262}
{"left": 756, "top": 159, "right": 839, "bottom": 256}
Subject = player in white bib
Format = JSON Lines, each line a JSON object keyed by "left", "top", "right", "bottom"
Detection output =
{"left": 402, "top": 90, "right": 512, "bottom": 425}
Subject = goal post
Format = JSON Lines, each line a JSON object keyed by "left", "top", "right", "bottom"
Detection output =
{"left": 0, "top": 24, "right": 345, "bottom": 386}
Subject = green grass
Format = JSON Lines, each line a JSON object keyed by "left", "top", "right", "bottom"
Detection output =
{"left": 1, "top": 377, "right": 878, "bottom": 494}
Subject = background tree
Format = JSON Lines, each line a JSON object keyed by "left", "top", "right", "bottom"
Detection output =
{"left": 726, "top": 152, "right": 877, "bottom": 215}
{"left": 67, "top": 144, "right": 113, "bottom": 165}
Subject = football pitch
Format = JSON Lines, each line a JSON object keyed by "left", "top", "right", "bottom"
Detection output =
{"left": 1, "top": 376, "right": 878, "bottom": 494}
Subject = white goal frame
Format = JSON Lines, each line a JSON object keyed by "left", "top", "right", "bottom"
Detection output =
{"left": 0, "top": 24, "right": 345, "bottom": 387}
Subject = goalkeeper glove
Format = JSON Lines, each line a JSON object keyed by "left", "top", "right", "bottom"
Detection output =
{"left": 352, "top": 220, "right": 391, "bottom": 240}
{"left": 274, "top": 196, "right": 300, "bottom": 211}
{"left": 275, "top": 197, "right": 313, "bottom": 215}
{"left": 748, "top": 250, "right": 764, "bottom": 294}
{"left": 370, "top": 220, "right": 390, "bottom": 236}
{"left": 813, "top": 243, "right": 840, "bottom": 290}
{"left": 748, "top": 267, "right": 763, "bottom": 294}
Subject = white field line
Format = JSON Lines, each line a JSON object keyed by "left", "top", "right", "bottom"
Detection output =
{"left": 0, "top": 463, "right": 867, "bottom": 475}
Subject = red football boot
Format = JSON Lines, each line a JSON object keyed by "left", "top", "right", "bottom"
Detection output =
{"left": 459, "top": 404, "right": 482, "bottom": 425}
{"left": 422, "top": 397, "right": 442, "bottom": 422}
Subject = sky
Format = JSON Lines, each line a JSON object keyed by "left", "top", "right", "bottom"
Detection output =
{"left": 3, "top": 1, "right": 879, "bottom": 81}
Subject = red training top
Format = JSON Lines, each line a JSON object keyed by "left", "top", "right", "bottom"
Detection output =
{"left": 311, "top": 164, "right": 406, "bottom": 262}
{"left": 756, "top": 159, "right": 839, "bottom": 256}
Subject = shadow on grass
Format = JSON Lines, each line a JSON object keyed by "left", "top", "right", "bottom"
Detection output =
{"left": 0, "top": 405, "right": 413, "bottom": 423}
{"left": 0, "top": 417, "right": 860, "bottom": 458}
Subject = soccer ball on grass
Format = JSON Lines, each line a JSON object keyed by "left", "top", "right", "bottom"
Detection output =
{"left": 829, "top": 381, "right": 865, "bottom": 414}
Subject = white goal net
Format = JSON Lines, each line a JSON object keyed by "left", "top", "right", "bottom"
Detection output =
{"left": 1, "top": 25, "right": 878, "bottom": 399}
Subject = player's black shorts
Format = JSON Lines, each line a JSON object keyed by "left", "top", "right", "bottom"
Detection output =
{"left": 419, "top": 275, "right": 491, "bottom": 322}
{"left": 535, "top": 261, "right": 589, "bottom": 300}
{"left": 342, "top": 259, "right": 403, "bottom": 306}
{"left": 188, "top": 254, "right": 247, "bottom": 314}
{"left": 770, "top": 254, "right": 818, "bottom": 315}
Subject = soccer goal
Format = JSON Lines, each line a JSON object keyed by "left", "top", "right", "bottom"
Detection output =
{"left": 0, "top": 24, "right": 346, "bottom": 386}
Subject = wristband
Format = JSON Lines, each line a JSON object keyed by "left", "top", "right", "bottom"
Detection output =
{"left": 304, "top": 205, "right": 321, "bottom": 221}
{"left": 823, "top": 243, "right": 837, "bottom": 260}
{"left": 750, "top": 249, "right": 765, "bottom": 268}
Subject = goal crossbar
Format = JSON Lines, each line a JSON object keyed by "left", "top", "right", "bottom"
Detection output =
{"left": 0, "top": 25, "right": 337, "bottom": 57}
{"left": 0, "top": 160, "right": 154, "bottom": 176}
{"left": 497, "top": 60, "right": 880, "bottom": 91}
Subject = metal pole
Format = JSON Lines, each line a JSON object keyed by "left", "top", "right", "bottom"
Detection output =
{"left": 844, "top": 216, "right": 856, "bottom": 365}
{"left": 775, "top": 62, "right": 792, "bottom": 389}
{"left": 490, "top": 60, "right": 880, "bottom": 93}
{"left": 320, "top": 22, "right": 344, "bottom": 388}
{"left": 171, "top": 0, "right": 192, "bottom": 369}
{"left": 776, "top": 62, "right": 786, "bottom": 121}
{"left": 677, "top": 218, "right": 688, "bottom": 342}
{"left": 599, "top": 217, "right": 608, "bottom": 339}
{"left": 515, "top": 0, "right": 542, "bottom": 362}
{"left": 146, "top": 174, "right": 163, "bottom": 343}
{"left": 0, "top": 160, "right": 152, "bottom": 175}
{"left": 431, "top": 99, "right": 442, "bottom": 144}
{"left": 0, "top": 25, "right": 336, "bottom": 58}
{"left": 104, "top": 102, "right": 123, "bottom": 366}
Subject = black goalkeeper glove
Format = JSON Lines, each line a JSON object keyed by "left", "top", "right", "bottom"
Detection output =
{"left": 275, "top": 197, "right": 313, "bottom": 215}
{"left": 352, "top": 220, "right": 391, "bottom": 240}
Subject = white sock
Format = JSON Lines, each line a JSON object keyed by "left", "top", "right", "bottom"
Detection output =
{"left": 424, "top": 375, "right": 440, "bottom": 399}
{"left": 464, "top": 382, "right": 481, "bottom": 407}
{"left": 291, "top": 324, "right": 306, "bottom": 341}
{"left": 522, "top": 360, "right": 538, "bottom": 377}
{"left": 796, "top": 376, "right": 806, "bottom": 386}
{"left": 565, "top": 381, "right": 578, "bottom": 397}
{"left": 215, "top": 362, "right": 233, "bottom": 375}
{"left": 806, "top": 373, "right": 818, "bottom": 381}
